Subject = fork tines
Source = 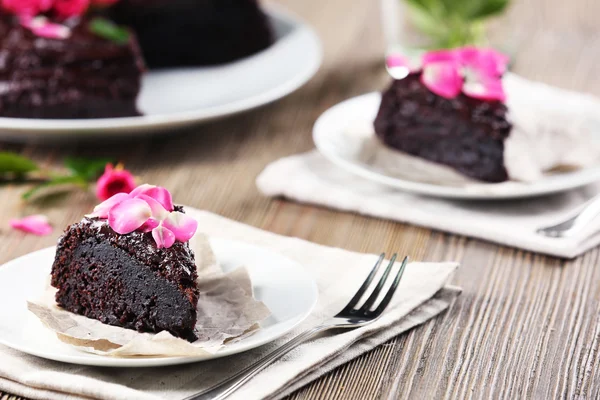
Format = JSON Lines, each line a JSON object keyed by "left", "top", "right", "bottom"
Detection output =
{"left": 341, "top": 253, "right": 409, "bottom": 317}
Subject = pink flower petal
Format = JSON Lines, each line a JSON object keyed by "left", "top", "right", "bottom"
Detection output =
{"left": 457, "top": 47, "right": 509, "bottom": 76}
{"left": 136, "top": 194, "right": 169, "bottom": 221}
{"left": 385, "top": 54, "right": 419, "bottom": 79}
{"left": 130, "top": 185, "right": 174, "bottom": 212}
{"left": 10, "top": 215, "right": 53, "bottom": 236}
{"left": 162, "top": 212, "right": 198, "bottom": 242}
{"left": 152, "top": 225, "right": 175, "bottom": 249}
{"left": 139, "top": 218, "right": 160, "bottom": 233}
{"left": 108, "top": 198, "right": 152, "bottom": 235}
{"left": 31, "top": 22, "right": 71, "bottom": 39}
{"left": 129, "top": 184, "right": 155, "bottom": 197}
{"left": 421, "top": 62, "right": 462, "bottom": 99}
{"left": 422, "top": 49, "right": 458, "bottom": 66}
{"left": 21, "top": 16, "right": 71, "bottom": 39}
{"left": 463, "top": 77, "right": 506, "bottom": 101}
{"left": 86, "top": 192, "right": 130, "bottom": 219}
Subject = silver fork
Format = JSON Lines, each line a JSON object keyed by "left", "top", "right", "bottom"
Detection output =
{"left": 185, "top": 253, "right": 409, "bottom": 400}
{"left": 537, "top": 194, "right": 600, "bottom": 238}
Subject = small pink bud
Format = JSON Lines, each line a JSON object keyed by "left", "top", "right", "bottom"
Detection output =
{"left": 96, "top": 163, "right": 136, "bottom": 202}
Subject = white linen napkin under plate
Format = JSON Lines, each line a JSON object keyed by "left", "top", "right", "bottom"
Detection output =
{"left": 257, "top": 151, "right": 600, "bottom": 259}
{"left": 0, "top": 209, "right": 460, "bottom": 400}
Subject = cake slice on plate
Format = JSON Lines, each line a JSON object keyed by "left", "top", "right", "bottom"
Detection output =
{"left": 0, "top": 8, "right": 145, "bottom": 119}
{"left": 108, "top": 0, "right": 274, "bottom": 67}
{"left": 374, "top": 47, "right": 600, "bottom": 183}
{"left": 51, "top": 185, "right": 200, "bottom": 341}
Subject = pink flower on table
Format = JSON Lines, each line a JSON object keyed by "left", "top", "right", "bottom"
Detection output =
{"left": 87, "top": 184, "right": 197, "bottom": 249}
{"left": 95, "top": 163, "right": 136, "bottom": 201}
{"left": 10, "top": 215, "right": 53, "bottom": 236}
{"left": 53, "top": 0, "right": 90, "bottom": 18}
{"left": 1, "top": 0, "right": 53, "bottom": 16}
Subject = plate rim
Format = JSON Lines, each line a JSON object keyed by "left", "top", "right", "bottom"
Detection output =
{"left": 0, "top": 237, "right": 319, "bottom": 367}
{"left": 0, "top": 5, "right": 323, "bottom": 138}
{"left": 313, "top": 91, "right": 600, "bottom": 200}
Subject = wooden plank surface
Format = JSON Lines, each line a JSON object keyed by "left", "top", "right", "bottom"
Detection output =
{"left": 3, "top": 0, "right": 600, "bottom": 398}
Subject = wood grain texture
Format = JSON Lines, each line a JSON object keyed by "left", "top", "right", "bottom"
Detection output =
{"left": 3, "top": 0, "right": 600, "bottom": 399}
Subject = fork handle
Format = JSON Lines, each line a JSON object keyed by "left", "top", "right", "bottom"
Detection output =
{"left": 185, "top": 325, "right": 330, "bottom": 400}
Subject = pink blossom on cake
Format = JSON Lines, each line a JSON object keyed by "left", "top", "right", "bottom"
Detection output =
{"left": 87, "top": 184, "right": 198, "bottom": 249}
{"left": 387, "top": 46, "right": 508, "bottom": 101}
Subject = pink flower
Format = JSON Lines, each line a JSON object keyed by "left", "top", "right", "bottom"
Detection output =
{"left": 53, "top": 0, "right": 90, "bottom": 18}
{"left": 416, "top": 46, "right": 508, "bottom": 101}
{"left": 95, "top": 163, "right": 136, "bottom": 202}
{"left": 10, "top": 215, "right": 53, "bottom": 236}
{"left": 1, "top": 0, "right": 53, "bottom": 16}
{"left": 87, "top": 184, "right": 197, "bottom": 249}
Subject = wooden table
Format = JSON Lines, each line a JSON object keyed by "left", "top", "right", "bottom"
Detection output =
{"left": 3, "top": 0, "right": 600, "bottom": 398}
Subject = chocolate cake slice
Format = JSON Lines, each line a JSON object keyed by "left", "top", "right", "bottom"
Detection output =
{"left": 51, "top": 206, "right": 199, "bottom": 341}
{"left": 374, "top": 73, "right": 512, "bottom": 183}
{"left": 108, "top": 0, "right": 274, "bottom": 68}
{"left": 0, "top": 14, "right": 145, "bottom": 119}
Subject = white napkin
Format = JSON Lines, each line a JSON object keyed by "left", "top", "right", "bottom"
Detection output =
{"left": 0, "top": 209, "right": 460, "bottom": 400}
{"left": 257, "top": 151, "right": 600, "bottom": 258}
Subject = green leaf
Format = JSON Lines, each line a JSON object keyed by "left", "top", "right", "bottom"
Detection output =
{"left": 0, "top": 152, "right": 38, "bottom": 175}
{"left": 402, "top": 0, "right": 510, "bottom": 47}
{"left": 89, "top": 17, "right": 130, "bottom": 45}
{"left": 405, "top": 2, "right": 450, "bottom": 40}
{"left": 22, "top": 175, "right": 88, "bottom": 201}
{"left": 468, "top": 0, "right": 510, "bottom": 19}
{"left": 64, "top": 157, "right": 111, "bottom": 181}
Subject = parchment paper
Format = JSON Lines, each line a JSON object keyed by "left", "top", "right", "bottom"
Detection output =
{"left": 27, "top": 234, "right": 272, "bottom": 357}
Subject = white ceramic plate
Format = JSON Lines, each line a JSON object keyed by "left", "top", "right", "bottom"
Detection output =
{"left": 0, "top": 6, "right": 322, "bottom": 140}
{"left": 0, "top": 237, "right": 318, "bottom": 367}
{"left": 313, "top": 92, "right": 600, "bottom": 200}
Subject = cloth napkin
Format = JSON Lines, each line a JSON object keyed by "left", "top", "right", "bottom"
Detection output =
{"left": 257, "top": 151, "right": 600, "bottom": 258}
{"left": 0, "top": 209, "right": 460, "bottom": 400}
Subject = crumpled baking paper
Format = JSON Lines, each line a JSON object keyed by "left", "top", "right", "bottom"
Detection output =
{"left": 27, "top": 234, "right": 272, "bottom": 357}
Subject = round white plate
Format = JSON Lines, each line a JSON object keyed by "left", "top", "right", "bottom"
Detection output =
{"left": 0, "top": 6, "right": 322, "bottom": 140}
{"left": 0, "top": 237, "right": 318, "bottom": 367}
{"left": 313, "top": 92, "right": 600, "bottom": 200}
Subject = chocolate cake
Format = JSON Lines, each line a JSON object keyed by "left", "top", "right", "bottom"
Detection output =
{"left": 51, "top": 207, "right": 199, "bottom": 341}
{"left": 374, "top": 73, "right": 512, "bottom": 182}
{"left": 0, "top": 14, "right": 145, "bottom": 119}
{"left": 108, "top": 0, "right": 274, "bottom": 68}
